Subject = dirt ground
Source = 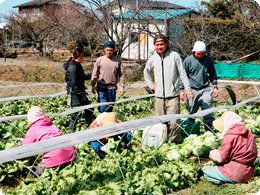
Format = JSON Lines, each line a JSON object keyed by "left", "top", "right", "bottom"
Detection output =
{"left": 1, "top": 79, "right": 260, "bottom": 105}
{"left": 0, "top": 57, "right": 260, "bottom": 102}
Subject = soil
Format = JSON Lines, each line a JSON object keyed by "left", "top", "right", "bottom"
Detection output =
{"left": 1, "top": 58, "right": 260, "bottom": 103}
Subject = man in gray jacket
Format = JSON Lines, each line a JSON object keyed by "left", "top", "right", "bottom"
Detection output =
{"left": 180, "top": 41, "right": 218, "bottom": 131}
{"left": 144, "top": 34, "right": 193, "bottom": 144}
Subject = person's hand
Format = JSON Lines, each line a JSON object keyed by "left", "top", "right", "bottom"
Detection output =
{"left": 17, "top": 138, "right": 23, "bottom": 145}
{"left": 150, "top": 84, "right": 157, "bottom": 91}
{"left": 119, "top": 86, "right": 124, "bottom": 96}
{"left": 186, "top": 90, "right": 194, "bottom": 100}
{"left": 92, "top": 86, "right": 97, "bottom": 94}
{"left": 180, "top": 92, "right": 185, "bottom": 101}
{"left": 213, "top": 88, "right": 218, "bottom": 98}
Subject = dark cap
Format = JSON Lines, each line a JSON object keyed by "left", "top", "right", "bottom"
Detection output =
{"left": 154, "top": 34, "right": 168, "bottom": 44}
{"left": 104, "top": 41, "right": 115, "bottom": 49}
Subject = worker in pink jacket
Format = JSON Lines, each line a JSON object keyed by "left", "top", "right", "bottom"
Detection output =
{"left": 22, "top": 106, "right": 76, "bottom": 176}
{"left": 202, "top": 111, "right": 258, "bottom": 184}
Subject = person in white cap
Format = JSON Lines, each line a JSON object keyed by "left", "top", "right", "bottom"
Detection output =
{"left": 180, "top": 41, "right": 218, "bottom": 131}
{"left": 144, "top": 33, "right": 194, "bottom": 144}
{"left": 202, "top": 111, "right": 258, "bottom": 184}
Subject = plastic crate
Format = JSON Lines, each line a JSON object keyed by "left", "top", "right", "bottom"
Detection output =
{"left": 240, "top": 63, "right": 260, "bottom": 79}
{"left": 214, "top": 62, "right": 241, "bottom": 78}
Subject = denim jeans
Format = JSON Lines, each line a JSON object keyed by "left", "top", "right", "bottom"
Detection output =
{"left": 69, "top": 94, "right": 93, "bottom": 133}
{"left": 89, "top": 133, "right": 132, "bottom": 153}
{"left": 97, "top": 87, "right": 116, "bottom": 113}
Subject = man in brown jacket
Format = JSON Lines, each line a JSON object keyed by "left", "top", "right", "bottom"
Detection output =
{"left": 91, "top": 41, "right": 125, "bottom": 113}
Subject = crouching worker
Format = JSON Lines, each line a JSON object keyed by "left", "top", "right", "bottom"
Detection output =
{"left": 22, "top": 106, "right": 77, "bottom": 176}
{"left": 89, "top": 112, "right": 133, "bottom": 159}
{"left": 202, "top": 111, "right": 258, "bottom": 184}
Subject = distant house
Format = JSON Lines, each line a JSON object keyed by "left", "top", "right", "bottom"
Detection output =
{"left": 103, "top": 0, "right": 201, "bottom": 60}
{"left": 13, "top": 0, "right": 84, "bottom": 22}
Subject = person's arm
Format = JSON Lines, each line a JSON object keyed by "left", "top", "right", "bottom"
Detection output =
{"left": 22, "top": 129, "right": 36, "bottom": 145}
{"left": 91, "top": 60, "right": 100, "bottom": 94}
{"left": 179, "top": 58, "right": 189, "bottom": 101}
{"left": 118, "top": 61, "right": 125, "bottom": 96}
{"left": 208, "top": 57, "right": 218, "bottom": 97}
{"left": 176, "top": 55, "right": 194, "bottom": 99}
{"left": 69, "top": 64, "right": 86, "bottom": 96}
{"left": 212, "top": 136, "right": 232, "bottom": 164}
{"left": 144, "top": 58, "right": 156, "bottom": 90}
{"left": 209, "top": 149, "right": 223, "bottom": 163}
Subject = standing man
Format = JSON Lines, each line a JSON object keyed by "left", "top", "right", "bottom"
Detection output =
{"left": 180, "top": 41, "right": 218, "bottom": 131}
{"left": 91, "top": 41, "right": 125, "bottom": 113}
{"left": 144, "top": 34, "right": 193, "bottom": 144}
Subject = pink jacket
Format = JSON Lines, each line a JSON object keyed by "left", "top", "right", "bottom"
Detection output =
{"left": 22, "top": 117, "right": 76, "bottom": 168}
{"left": 210, "top": 113, "right": 257, "bottom": 183}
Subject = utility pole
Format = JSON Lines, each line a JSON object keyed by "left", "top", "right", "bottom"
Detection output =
{"left": 136, "top": 0, "right": 140, "bottom": 61}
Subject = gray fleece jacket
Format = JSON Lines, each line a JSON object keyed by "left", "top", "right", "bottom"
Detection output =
{"left": 144, "top": 50, "right": 191, "bottom": 98}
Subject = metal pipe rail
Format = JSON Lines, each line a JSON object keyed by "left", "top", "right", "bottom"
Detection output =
{"left": 0, "top": 95, "right": 260, "bottom": 164}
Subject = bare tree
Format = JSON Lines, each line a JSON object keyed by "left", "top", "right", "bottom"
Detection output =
{"left": 78, "top": 0, "right": 159, "bottom": 57}
{"left": 6, "top": 12, "right": 54, "bottom": 57}
{"left": 177, "top": 0, "right": 260, "bottom": 61}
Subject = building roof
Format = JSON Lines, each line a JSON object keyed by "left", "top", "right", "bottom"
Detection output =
{"left": 141, "top": 1, "right": 187, "bottom": 10}
{"left": 13, "top": 0, "right": 78, "bottom": 8}
{"left": 114, "top": 9, "right": 199, "bottom": 20}
{"left": 109, "top": 0, "right": 187, "bottom": 10}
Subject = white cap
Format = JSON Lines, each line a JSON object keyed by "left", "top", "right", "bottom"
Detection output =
{"left": 192, "top": 41, "right": 206, "bottom": 52}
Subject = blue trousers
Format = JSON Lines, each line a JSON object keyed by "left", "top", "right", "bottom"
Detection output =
{"left": 89, "top": 133, "right": 132, "bottom": 153}
{"left": 202, "top": 166, "right": 235, "bottom": 185}
{"left": 97, "top": 87, "right": 116, "bottom": 113}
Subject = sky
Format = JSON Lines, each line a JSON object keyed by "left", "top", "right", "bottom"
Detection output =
{"left": 0, "top": 0, "right": 259, "bottom": 16}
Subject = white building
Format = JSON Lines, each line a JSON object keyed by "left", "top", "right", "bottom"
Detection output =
{"left": 106, "top": 0, "right": 201, "bottom": 60}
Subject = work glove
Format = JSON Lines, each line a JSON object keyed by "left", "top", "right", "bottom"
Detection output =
{"left": 101, "top": 145, "right": 107, "bottom": 152}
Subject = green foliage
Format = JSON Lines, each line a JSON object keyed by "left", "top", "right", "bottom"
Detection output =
{"left": 201, "top": 0, "right": 235, "bottom": 19}
{"left": 2, "top": 95, "right": 260, "bottom": 194}
{"left": 183, "top": 17, "right": 260, "bottom": 61}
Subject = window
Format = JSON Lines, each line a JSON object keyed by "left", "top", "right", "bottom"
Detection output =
{"left": 22, "top": 9, "right": 29, "bottom": 20}
{"left": 32, "top": 8, "right": 40, "bottom": 21}
{"left": 130, "top": 32, "right": 138, "bottom": 43}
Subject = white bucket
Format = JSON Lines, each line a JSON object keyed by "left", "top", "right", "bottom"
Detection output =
{"left": 141, "top": 123, "right": 167, "bottom": 149}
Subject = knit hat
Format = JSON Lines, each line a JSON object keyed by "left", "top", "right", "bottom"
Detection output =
{"left": 192, "top": 41, "right": 206, "bottom": 52}
{"left": 154, "top": 33, "right": 168, "bottom": 44}
{"left": 103, "top": 112, "right": 118, "bottom": 126}
{"left": 27, "top": 106, "right": 45, "bottom": 125}
{"left": 104, "top": 41, "right": 115, "bottom": 49}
